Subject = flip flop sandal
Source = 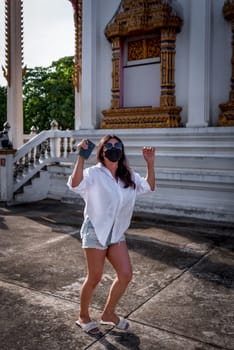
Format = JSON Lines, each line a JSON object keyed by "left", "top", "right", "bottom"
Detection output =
{"left": 76, "top": 320, "right": 100, "bottom": 335}
{"left": 100, "top": 317, "right": 130, "bottom": 331}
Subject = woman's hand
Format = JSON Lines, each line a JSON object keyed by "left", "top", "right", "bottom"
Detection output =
{"left": 77, "top": 139, "right": 88, "bottom": 152}
{"left": 142, "top": 147, "right": 155, "bottom": 164}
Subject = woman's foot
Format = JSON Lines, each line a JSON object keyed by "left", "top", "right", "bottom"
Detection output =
{"left": 76, "top": 318, "right": 100, "bottom": 335}
{"left": 100, "top": 313, "right": 130, "bottom": 330}
{"left": 101, "top": 312, "right": 119, "bottom": 325}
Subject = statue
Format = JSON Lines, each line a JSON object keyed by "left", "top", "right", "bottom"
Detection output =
{"left": 0, "top": 122, "right": 13, "bottom": 149}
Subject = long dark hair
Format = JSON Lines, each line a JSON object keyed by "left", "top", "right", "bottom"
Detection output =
{"left": 96, "top": 134, "right": 136, "bottom": 189}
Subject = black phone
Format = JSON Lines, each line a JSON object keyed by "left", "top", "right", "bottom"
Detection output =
{"left": 78, "top": 139, "right": 95, "bottom": 159}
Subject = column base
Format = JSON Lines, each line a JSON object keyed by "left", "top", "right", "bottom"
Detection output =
{"left": 186, "top": 122, "right": 208, "bottom": 128}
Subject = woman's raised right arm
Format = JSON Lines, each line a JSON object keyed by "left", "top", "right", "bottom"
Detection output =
{"left": 70, "top": 139, "right": 88, "bottom": 187}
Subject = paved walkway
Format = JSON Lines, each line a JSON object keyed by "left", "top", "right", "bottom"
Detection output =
{"left": 0, "top": 199, "right": 233, "bottom": 350}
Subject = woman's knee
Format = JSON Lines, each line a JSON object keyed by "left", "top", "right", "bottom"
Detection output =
{"left": 87, "top": 271, "right": 103, "bottom": 287}
{"left": 118, "top": 268, "right": 133, "bottom": 284}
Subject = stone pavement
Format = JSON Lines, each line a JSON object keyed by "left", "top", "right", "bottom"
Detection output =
{"left": 0, "top": 199, "right": 233, "bottom": 350}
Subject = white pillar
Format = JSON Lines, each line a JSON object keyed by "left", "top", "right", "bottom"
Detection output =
{"left": 80, "top": 0, "right": 96, "bottom": 129}
{"left": 186, "top": 0, "right": 211, "bottom": 127}
{"left": 7, "top": 0, "right": 24, "bottom": 148}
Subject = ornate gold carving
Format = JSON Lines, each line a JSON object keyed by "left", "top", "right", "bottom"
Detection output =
{"left": 101, "top": 107, "right": 181, "bottom": 128}
{"left": 160, "top": 28, "right": 176, "bottom": 106}
{"left": 219, "top": 102, "right": 234, "bottom": 126}
{"left": 69, "top": 0, "right": 82, "bottom": 92}
{"left": 105, "top": 0, "right": 182, "bottom": 40}
{"left": 223, "top": 0, "right": 234, "bottom": 21}
{"left": 102, "top": 0, "right": 183, "bottom": 129}
{"left": 128, "top": 37, "right": 160, "bottom": 61}
{"left": 3, "top": 0, "right": 11, "bottom": 85}
{"left": 111, "top": 37, "right": 121, "bottom": 108}
{"left": 128, "top": 40, "right": 144, "bottom": 60}
{"left": 20, "top": 0, "right": 24, "bottom": 69}
{"left": 219, "top": 1, "right": 234, "bottom": 126}
{"left": 147, "top": 37, "right": 161, "bottom": 58}
{"left": 2, "top": 0, "right": 24, "bottom": 87}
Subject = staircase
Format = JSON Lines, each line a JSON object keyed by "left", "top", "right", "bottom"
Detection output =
{"left": 14, "top": 170, "right": 51, "bottom": 203}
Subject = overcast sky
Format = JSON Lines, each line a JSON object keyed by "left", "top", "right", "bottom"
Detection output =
{"left": 0, "top": 0, "right": 74, "bottom": 86}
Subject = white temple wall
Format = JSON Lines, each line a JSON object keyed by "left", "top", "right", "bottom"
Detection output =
{"left": 95, "top": 0, "right": 120, "bottom": 127}
{"left": 80, "top": 0, "right": 96, "bottom": 129}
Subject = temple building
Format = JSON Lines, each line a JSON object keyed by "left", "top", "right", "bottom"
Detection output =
{"left": 1, "top": 0, "right": 234, "bottom": 222}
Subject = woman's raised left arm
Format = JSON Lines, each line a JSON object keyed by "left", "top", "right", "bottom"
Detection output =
{"left": 142, "top": 147, "right": 156, "bottom": 191}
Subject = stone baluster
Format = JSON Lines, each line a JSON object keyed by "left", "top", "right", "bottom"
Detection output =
{"left": 50, "top": 120, "right": 59, "bottom": 158}
{"left": 47, "top": 138, "right": 51, "bottom": 158}
{"left": 72, "top": 138, "right": 77, "bottom": 152}
{"left": 40, "top": 141, "right": 46, "bottom": 160}
{"left": 24, "top": 153, "right": 29, "bottom": 174}
{"left": 60, "top": 137, "right": 65, "bottom": 157}
{"left": 67, "top": 137, "right": 71, "bottom": 156}
{"left": 29, "top": 147, "right": 35, "bottom": 168}
{"left": 35, "top": 145, "right": 40, "bottom": 164}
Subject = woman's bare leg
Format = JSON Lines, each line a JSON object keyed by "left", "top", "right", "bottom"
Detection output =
{"left": 101, "top": 241, "right": 132, "bottom": 326}
{"left": 79, "top": 248, "right": 106, "bottom": 326}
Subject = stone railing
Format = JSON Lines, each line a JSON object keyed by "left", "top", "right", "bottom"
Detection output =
{"left": 0, "top": 121, "right": 78, "bottom": 202}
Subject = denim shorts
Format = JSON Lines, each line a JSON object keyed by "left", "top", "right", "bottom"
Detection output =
{"left": 80, "top": 217, "right": 125, "bottom": 250}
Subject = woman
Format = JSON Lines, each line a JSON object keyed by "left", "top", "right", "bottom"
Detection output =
{"left": 67, "top": 134, "right": 155, "bottom": 334}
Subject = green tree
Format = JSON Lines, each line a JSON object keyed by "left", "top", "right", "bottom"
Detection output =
{"left": 0, "top": 85, "right": 7, "bottom": 129}
{"left": 23, "top": 56, "right": 75, "bottom": 133}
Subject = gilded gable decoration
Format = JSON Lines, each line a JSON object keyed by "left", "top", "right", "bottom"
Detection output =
{"left": 101, "top": 0, "right": 183, "bottom": 129}
{"left": 104, "top": 0, "right": 182, "bottom": 39}
{"left": 219, "top": 0, "right": 234, "bottom": 126}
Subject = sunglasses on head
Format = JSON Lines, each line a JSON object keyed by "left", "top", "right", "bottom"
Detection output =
{"left": 104, "top": 142, "right": 122, "bottom": 150}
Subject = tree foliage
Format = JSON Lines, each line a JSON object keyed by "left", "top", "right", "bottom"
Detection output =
{"left": 23, "top": 56, "right": 75, "bottom": 133}
{"left": 0, "top": 85, "right": 7, "bottom": 129}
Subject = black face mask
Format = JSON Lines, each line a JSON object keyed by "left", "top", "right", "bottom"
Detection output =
{"left": 104, "top": 148, "right": 122, "bottom": 162}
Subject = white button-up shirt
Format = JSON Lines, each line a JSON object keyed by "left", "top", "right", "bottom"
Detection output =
{"left": 67, "top": 163, "right": 152, "bottom": 246}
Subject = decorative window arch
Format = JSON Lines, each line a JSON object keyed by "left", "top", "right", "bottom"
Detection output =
{"left": 101, "top": 0, "right": 183, "bottom": 129}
